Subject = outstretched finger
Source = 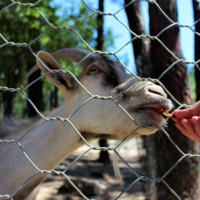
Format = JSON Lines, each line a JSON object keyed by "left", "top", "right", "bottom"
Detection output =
{"left": 192, "top": 116, "right": 200, "bottom": 137}
{"left": 175, "top": 120, "right": 192, "bottom": 139}
{"left": 173, "top": 108, "right": 194, "bottom": 120}
{"left": 173, "top": 101, "right": 200, "bottom": 119}
{"left": 179, "top": 119, "right": 200, "bottom": 143}
{"left": 171, "top": 116, "right": 181, "bottom": 122}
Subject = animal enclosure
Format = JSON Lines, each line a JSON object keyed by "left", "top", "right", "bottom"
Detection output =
{"left": 0, "top": 0, "right": 200, "bottom": 200}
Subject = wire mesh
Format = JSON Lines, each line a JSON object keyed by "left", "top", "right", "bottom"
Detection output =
{"left": 0, "top": 0, "right": 200, "bottom": 200}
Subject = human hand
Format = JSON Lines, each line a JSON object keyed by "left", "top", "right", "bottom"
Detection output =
{"left": 172, "top": 101, "right": 200, "bottom": 143}
{"left": 173, "top": 116, "right": 200, "bottom": 143}
{"left": 172, "top": 101, "right": 200, "bottom": 122}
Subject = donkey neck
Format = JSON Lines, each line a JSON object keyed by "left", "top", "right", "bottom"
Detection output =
{"left": 25, "top": 104, "right": 84, "bottom": 169}
{"left": 0, "top": 105, "right": 84, "bottom": 199}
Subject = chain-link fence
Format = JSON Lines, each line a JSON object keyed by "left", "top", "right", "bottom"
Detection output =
{"left": 0, "top": 0, "right": 200, "bottom": 200}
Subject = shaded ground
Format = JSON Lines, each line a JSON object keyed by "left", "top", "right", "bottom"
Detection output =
{"left": 36, "top": 139, "right": 146, "bottom": 200}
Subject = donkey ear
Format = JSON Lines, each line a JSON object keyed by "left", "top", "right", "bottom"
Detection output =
{"left": 36, "top": 51, "right": 74, "bottom": 90}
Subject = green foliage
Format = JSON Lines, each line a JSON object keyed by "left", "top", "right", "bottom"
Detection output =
{"left": 188, "top": 66, "right": 196, "bottom": 103}
{"left": 0, "top": 1, "right": 114, "bottom": 116}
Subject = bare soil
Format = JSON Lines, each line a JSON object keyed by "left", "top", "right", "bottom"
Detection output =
{"left": 36, "top": 139, "right": 146, "bottom": 200}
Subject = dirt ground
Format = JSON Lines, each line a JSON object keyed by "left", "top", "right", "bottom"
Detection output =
{"left": 36, "top": 139, "right": 147, "bottom": 200}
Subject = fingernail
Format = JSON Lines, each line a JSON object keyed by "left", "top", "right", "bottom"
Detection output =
{"left": 181, "top": 119, "right": 187, "bottom": 123}
{"left": 192, "top": 116, "right": 198, "bottom": 119}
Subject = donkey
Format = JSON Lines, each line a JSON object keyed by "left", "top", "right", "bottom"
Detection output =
{"left": 0, "top": 48, "right": 172, "bottom": 199}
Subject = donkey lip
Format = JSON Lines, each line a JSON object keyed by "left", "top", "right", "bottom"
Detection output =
{"left": 135, "top": 105, "right": 169, "bottom": 116}
{"left": 136, "top": 107, "right": 162, "bottom": 115}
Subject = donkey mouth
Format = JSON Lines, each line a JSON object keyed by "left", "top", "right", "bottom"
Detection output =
{"left": 134, "top": 104, "right": 171, "bottom": 116}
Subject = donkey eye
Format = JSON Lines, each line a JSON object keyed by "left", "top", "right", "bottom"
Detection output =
{"left": 88, "top": 66, "right": 99, "bottom": 75}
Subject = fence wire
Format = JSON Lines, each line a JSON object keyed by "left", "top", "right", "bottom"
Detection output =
{"left": 0, "top": 0, "right": 200, "bottom": 200}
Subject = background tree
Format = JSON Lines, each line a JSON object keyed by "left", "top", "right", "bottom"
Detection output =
{"left": 148, "top": 0, "right": 199, "bottom": 199}
{"left": 124, "top": 0, "right": 154, "bottom": 196}
{"left": 95, "top": 0, "right": 111, "bottom": 164}
{"left": 124, "top": 0, "right": 200, "bottom": 199}
{"left": 192, "top": 0, "right": 200, "bottom": 102}
{"left": 124, "top": 0, "right": 151, "bottom": 77}
{"left": 0, "top": 1, "right": 100, "bottom": 117}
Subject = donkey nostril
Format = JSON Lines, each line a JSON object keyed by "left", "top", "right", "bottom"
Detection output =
{"left": 149, "top": 89, "right": 163, "bottom": 96}
{"left": 148, "top": 87, "right": 167, "bottom": 97}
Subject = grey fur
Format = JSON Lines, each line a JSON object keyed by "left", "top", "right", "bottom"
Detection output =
{"left": 0, "top": 117, "right": 36, "bottom": 139}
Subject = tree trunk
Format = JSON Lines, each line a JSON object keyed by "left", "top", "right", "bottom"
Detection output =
{"left": 96, "top": 0, "right": 104, "bottom": 51}
{"left": 2, "top": 92, "right": 15, "bottom": 116}
{"left": 148, "top": 0, "right": 200, "bottom": 199}
{"left": 27, "top": 64, "right": 44, "bottom": 118}
{"left": 50, "top": 86, "right": 58, "bottom": 109}
{"left": 124, "top": 0, "right": 152, "bottom": 77}
{"left": 95, "top": 0, "right": 110, "bottom": 164}
{"left": 124, "top": 0, "right": 154, "bottom": 195}
{"left": 192, "top": 0, "right": 200, "bottom": 101}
